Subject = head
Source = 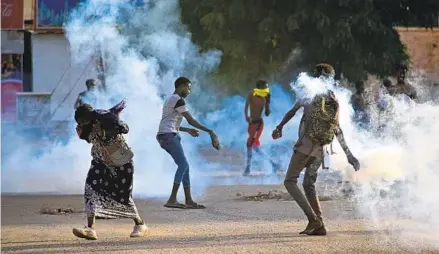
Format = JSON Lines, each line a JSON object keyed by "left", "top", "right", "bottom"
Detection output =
{"left": 174, "top": 76, "right": 192, "bottom": 98}
{"left": 255, "top": 80, "right": 268, "bottom": 90}
{"left": 383, "top": 79, "right": 392, "bottom": 89}
{"left": 86, "top": 79, "right": 98, "bottom": 90}
{"left": 313, "top": 63, "right": 335, "bottom": 78}
{"left": 74, "top": 103, "right": 94, "bottom": 125}
{"left": 395, "top": 62, "right": 408, "bottom": 83}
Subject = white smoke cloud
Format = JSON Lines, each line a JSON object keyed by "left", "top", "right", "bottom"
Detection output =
{"left": 1, "top": 0, "right": 223, "bottom": 198}
{"left": 297, "top": 75, "right": 439, "bottom": 249}
{"left": 1, "top": 0, "right": 438, "bottom": 249}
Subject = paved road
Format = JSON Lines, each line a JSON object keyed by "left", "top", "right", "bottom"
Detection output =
{"left": 1, "top": 185, "right": 438, "bottom": 253}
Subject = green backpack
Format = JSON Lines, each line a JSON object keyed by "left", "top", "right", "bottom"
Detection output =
{"left": 305, "top": 91, "right": 339, "bottom": 146}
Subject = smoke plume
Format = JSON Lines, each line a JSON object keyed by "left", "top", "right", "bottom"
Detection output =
{"left": 1, "top": 0, "right": 438, "bottom": 249}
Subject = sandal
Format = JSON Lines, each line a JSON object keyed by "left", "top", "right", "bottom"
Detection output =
{"left": 185, "top": 203, "right": 206, "bottom": 209}
{"left": 163, "top": 202, "right": 186, "bottom": 209}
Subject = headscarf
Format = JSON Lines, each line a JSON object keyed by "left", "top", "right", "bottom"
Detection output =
{"left": 75, "top": 99, "right": 127, "bottom": 140}
{"left": 93, "top": 99, "right": 127, "bottom": 130}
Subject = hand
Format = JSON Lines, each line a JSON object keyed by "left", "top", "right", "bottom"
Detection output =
{"left": 265, "top": 108, "right": 271, "bottom": 117}
{"left": 187, "top": 128, "right": 199, "bottom": 137}
{"left": 210, "top": 132, "right": 221, "bottom": 150}
{"left": 272, "top": 126, "right": 282, "bottom": 140}
{"left": 347, "top": 155, "right": 360, "bottom": 171}
{"left": 246, "top": 116, "right": 252, "bottom": 124}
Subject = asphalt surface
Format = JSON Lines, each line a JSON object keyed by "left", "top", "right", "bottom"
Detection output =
{"left": 1, "top": 184, "right": 438, "bottom": 253}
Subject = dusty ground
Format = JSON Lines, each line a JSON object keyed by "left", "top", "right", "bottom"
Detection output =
{"left": 1, "top": 184, "right": 438, "bottom": 253}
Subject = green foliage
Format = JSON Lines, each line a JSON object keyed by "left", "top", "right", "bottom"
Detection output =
{"left": 180, "top": 0, "right": 439, "bottom": 92}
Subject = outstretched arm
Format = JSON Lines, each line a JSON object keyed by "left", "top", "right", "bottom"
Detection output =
{"left": 176, "top": 98, "right": 219, "bottom": 149}
{"left": 182, "top": 111, "right": 219, "bottom": 149}
{"left": 276, "top": 102, "right": 302, "bottom": 129}
{"left": 174, "top": 97, "right": 212, "bottom": 134}
{"left": 335, "top": 127, "right": 360, "bottom": 171}
{"left": 179, "top": 127, "right": 191, "bottom": 132}
{"left": 179, "top": 126, "right": 199, "bottom": 137}
{"left": 335, "top": 127, "right": 353, "bottom": 157}
{"left": 181, "top": 111, "right": 213, "bottom": 134}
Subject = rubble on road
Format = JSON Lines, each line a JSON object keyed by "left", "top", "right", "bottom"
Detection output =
{"left": 40, "top": 207, "right": 84, "bottom": 215}
{"left": 237, "top": 189, "right": 334, "bottom": 202}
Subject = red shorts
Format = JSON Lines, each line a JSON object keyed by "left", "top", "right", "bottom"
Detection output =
{"left": 247, "top": 122, "right": 264, "bottom": 148}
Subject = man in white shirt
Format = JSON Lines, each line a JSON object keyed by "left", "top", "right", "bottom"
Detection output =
{"left": 157, "top": 77, "right": 220, "bottom": 209}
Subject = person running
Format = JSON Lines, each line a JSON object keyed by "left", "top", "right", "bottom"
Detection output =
{"left": 74, "top": 79, "right": 100, "bottom": 109}
{"left": 157, "top": 76, "right": 220, "bottom": 209}
{"left": 73, "top": 100, "right": 147, "bottom": 240}
{"left": 272, "top": 63, "right": 360, "bottom": 236}
{"left": 243, "top": 80, "right": 280, "bottom": 176}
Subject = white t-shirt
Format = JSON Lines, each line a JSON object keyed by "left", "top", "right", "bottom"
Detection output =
{"left": 158, "top": 94, "right": 189, "bottom": 134}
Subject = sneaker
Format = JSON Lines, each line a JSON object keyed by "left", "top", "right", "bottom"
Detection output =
{"left": 130, "top": 224, "right": 148, "bottom": 237}
{"left": 72, "top": 226, "right": 97, "bottom": 240}
{"left": 299, "top": 219, "right": 322, "bottom": 235}
{"left": 307, "top": 220, "right": 327, "bottom": 236}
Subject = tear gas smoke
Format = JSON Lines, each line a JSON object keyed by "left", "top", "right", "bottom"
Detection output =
{"left": 1, "top": 0, "right": 439, "bottom": 249}
{"left": 295, "top": 73, "right": 439, "bottom": 249}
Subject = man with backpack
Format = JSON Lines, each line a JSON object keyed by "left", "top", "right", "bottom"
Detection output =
{"left": 272, "top": 63, "right": 360, "bottom": 236}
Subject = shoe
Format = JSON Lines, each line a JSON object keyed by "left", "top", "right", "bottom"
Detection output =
{"left": 299, "top": 219, "right": 322, "bottom": 235}
{"left": 72, "top": 226, "right": 97, "bottom": 240}
{"left": 130, "top": 224, "right": 148, "bottom": 237}
{"left": 242, "top": 170, "right": 250, "bottom": 176}
{"left": 307, "top": 220, "right": 327, "bottom": 236}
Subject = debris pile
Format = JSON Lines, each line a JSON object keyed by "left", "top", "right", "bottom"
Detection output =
{"left": 237, "top": 189, "right": 291, "bottom": 201}
{"left": 237, "top": 189, "right": 334, "bottom": 202}
{"left": 40, "top": 207, "right": 84, "bottom": 215}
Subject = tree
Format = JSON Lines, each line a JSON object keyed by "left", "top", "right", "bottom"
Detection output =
{"left": 180, "top": 0, "right": 284, "bottom": 94}
{"left": 180, "top": 0, "right": 439, "bottom": 93}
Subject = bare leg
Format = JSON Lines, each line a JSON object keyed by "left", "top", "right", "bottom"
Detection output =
{"left": 87, "top": 214, "right": 96, "bottom": 229}
{"left": 184, "top": 186, "right": 206, "bottom": 209}
{"left": 243, "top": 148, "right": 252, "bottom": 175}
{"left": 167, "top": 183, "right": 180, "bottom": 203}
{"left": 133, "top": 216, "right": 144, "bottom": 225}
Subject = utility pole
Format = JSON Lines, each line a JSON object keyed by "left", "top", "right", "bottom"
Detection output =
{"left": 96, "top": 47, "right": 106, "bottom": 92}
{"left": 96, "top": 24, "right": 123, "bottom": 93}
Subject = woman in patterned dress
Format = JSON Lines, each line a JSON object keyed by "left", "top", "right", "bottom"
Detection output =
{"left": 72, "top": 101, "right": 147, "bottom": 240}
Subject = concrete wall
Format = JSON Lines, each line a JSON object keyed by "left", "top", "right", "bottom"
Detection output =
{"left": 395, "top": 27, "right": 439, "bottom": 79}
{"left": 32, "top": 33, "right": 96, "bottom": 120}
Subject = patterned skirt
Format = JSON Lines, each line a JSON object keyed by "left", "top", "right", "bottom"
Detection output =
{"left": 84, "top": 159, "right": 139, "bottom": 219}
